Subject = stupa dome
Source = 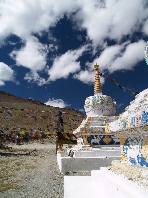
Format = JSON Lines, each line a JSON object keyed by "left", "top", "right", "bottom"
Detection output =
{"left": 84, "top": 64, "right": 117, "bottom": 117}
{"left": 84, "top": 94, "right": 117, "bottom": 116}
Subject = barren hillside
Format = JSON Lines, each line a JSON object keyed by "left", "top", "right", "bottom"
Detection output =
{"left": 0, "top": 91, "right": 86, "bottom": 132}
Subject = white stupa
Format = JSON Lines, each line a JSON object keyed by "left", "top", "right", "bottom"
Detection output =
{"left": 84, "top": 64, "right": 117, "bottom": 117}
{"left": 73, "top": 64, "right": 119, "bottom": 145}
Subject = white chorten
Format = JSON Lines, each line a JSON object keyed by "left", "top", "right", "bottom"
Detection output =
{"left": 73, "top": 64, "right": 118, "bottom": 138}
{"left": 85, "top": 64, "right": 117, "bottom": 116}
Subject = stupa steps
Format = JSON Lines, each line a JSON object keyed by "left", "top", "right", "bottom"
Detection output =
{"left": 64, "top": 168, "right": 148, "bottom": 198}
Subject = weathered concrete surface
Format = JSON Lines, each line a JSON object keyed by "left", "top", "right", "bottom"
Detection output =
{"left": 73, "top": 149, "right": 121, "bottom": 157}
{"left": 64, "top": 176, "right": 92, "bottom": 198}
{"left": 91, "top": 168, "right": 148, "bottom": 198}
{"left": 64, "top": 168, "right": 148, "bottom": 198}
{"left": 57, "top": 152, "right": 120, "bottom": 173}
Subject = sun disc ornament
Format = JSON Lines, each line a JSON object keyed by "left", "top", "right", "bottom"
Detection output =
{"left": 144, "top": 42, "right": 148, "bottom": 66}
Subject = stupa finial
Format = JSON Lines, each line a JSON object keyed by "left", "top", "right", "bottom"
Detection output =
{"left": 94, "top": 63, "right": 102, "bottom": 95}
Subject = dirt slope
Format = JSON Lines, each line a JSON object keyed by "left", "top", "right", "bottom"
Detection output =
{"left": 0, "top": 91, "right": 86, "bottom": 132}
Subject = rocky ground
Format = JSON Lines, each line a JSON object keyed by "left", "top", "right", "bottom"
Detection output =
{"left": 1, "top": 142, "right": 148, "bottom": 198}
{"left": 0, "top": 142, "right": 64, "bottom": 198}
{"left": 0, "top": 142, "right": 90, "bottom": 198}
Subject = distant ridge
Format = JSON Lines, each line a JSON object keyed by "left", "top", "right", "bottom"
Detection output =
{"left": 0, "top": 91, "right": 86, "bottom": 131}
{"left": 0, "top": 91, "right": 49, "bottom": 106}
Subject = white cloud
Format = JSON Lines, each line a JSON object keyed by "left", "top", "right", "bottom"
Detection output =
{"left": 74, "top": 0, "right": 148, "bottom": 46}
{"left": 24, "top": 71, "right": 47, "bottom": 86}
{"left": 48, "top": 45, "right": 88, "bottom": 81}
{"left": 109, "top": 40, "right": 146, "bottom": 72}
{"left": 10, "top": 36, "right": 48, "bottom": 71}
{"left": 0, "top": 62, "right": 14, "bottom": 85}
{"left": 73, "top": 69, "right": 105, "bottom": 85}
{"left": 0, "top": 0, "right": 79, "bottom": 42}
{"left": 0, "top": 0, "right": 147, "bottom": 45}
{"left": 73, "top": 43, "right": 127, "bottom": 84}
{"left": 86, "top": 43, "right": 127, "bottom": 72}
{"left": 117, "top": 103, "right": 124, "bottom": 108}
{"left": 79, "top": 108, "right": 85, "bottom": 112}
{"left": 87, "top": 40, "right": 145, "bottom": 73}
{"left": 45, "top": 98, "right": 70, "bottom": 108}
{"left": 74, "top": 40, "right": 145, "bottom": 84}
{"left": 0, "top": 0, "right": 147, "bottom": 86}
{"left": 10, "top": 36, "right": 49, "bottom": 85}
{"left": 73, "top": 70, "right": 94, "bottom": 84}
{"left": 143, "top": 18, "right": 148, "bottom": 36}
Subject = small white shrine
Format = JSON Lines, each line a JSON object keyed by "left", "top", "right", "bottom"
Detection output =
{"left": 73, "top": 64, "right": 120, "bottom": 146}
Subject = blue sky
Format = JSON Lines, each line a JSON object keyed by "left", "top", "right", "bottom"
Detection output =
{"left": 0, "top": 0, "right": 148, "bottom": 114}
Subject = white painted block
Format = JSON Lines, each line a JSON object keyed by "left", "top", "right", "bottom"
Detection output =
{"left": 59, "top": 156, "right": 120, "bottom": 173}
{"left": 64, "top": 176, "right": 92, "bottom": 198}
{"left": 74, "top": 149, "right": 121, "bottom": 157}
{"left": 64, "top": 168, "right": 148, "bottom": 198}
{"left": 91, "top": 168, "right": 148, "bottom": 198}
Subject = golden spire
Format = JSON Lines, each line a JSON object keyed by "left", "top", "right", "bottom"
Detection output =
{"left": 94, "top": 63, "right": 102, "bottom": 95}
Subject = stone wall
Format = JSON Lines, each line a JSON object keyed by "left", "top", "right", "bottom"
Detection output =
{"left": 109, "top": 111, "right": 148, "bottom": 132}
{"left": 108, "top": 88, "right": 148, "bottom": 132}
{"left": 105, "top": 88, "right": 148, "bottom": 167}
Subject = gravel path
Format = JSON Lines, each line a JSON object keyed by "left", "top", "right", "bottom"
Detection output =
{"left": 2, "top": 143, "right": 147, "bottom": 197}
{"left": 0, "top": 143, "right": 64, "bottom": 198}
